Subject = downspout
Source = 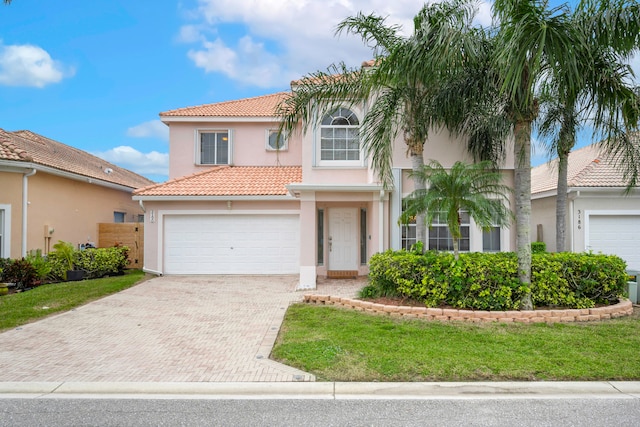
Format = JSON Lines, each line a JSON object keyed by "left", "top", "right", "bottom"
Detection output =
{"left": 22, "top": 168, "right": 36, "bottom": 258}
{"left": 138, "top": 199, "right": 146, "bottom": 213}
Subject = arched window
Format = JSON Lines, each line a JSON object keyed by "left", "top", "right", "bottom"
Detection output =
{"left": 320, "top": 107, "right": 360, "bottom": 162}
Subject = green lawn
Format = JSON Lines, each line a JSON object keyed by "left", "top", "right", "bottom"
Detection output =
{"left": 0, "top": 270, "right": 147, "bottom": 332}
{"left": 272, "top": 303, "right": 640, "bottom": 382}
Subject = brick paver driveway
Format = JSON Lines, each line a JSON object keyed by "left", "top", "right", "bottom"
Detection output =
{"left": 0, "top": 275, "right": 355, "bottom": 383}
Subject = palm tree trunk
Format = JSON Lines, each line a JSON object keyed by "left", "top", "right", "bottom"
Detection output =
{"left": 410, "top": 149, "right": 427, "bottom": 252}
{"left": 452, "top": 237, "right": 459, "bottom": 260}
{"left": 514, "top": 120, "right": 533, "bottom": 310}
{"left": 556, "top": 151, "right": 569, "bottom": 252}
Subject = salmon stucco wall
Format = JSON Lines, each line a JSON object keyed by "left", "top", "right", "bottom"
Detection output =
{"left": 168, "top": 122, "right": 302, "bottom": 179}
{"left": 0, "top": 171, "right": 144, "bottom": 258}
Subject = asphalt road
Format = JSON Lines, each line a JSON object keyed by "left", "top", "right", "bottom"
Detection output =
{"left": 2, "top": 397, "right": 640, "bottom": 427}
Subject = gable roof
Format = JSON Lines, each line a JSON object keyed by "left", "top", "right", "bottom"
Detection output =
{"left": 531, "top": 140, "right": 638, "bottom": 194}
{"left": 0, "top": 129, "right": 154, "bottom": 189}
{"left": 159, "top": 92, "right": 289, "bottom": 118}
{"left": 133, "top": 166, "right": 302, "bottom": 197}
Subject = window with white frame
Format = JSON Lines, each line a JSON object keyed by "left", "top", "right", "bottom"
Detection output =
{"left": 482, "top": 225, "right": 501, "bottom": 252}
{"left": 198, "top": 130, "right": 231, "bottom": 165}
{"left": 0, "top": 205, "right": 9, "bottom": 258}
{"left": 400, "top": 200, "right": 417, "bottom": 250}
{"left": 319, "top": 107, "right": 360, "bottom": 165}
{"left": 429, "top": 211, "right": 470, "bottom": 251}
{"left": 0, "top": 208, "right": 4, "bottom": 258}
{"left": 266, "top": 129, "right": 287, "bottom": 151}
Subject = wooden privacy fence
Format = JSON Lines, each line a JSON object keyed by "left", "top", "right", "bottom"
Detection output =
{"left": 97, "top": 223, "right": 143, "bottom": 269}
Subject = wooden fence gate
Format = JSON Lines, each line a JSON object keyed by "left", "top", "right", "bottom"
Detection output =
{"left": 97, "top": 223, "right": 144, "bottom": 269}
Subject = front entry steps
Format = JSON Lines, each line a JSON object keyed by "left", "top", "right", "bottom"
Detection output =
{"left": 327, "top": 270, "right": 358, "bottom": 279}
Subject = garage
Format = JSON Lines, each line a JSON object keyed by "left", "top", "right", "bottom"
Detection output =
{"left": 587, "top": 214, "right": 640, "bottom": 270}
{"left": 163, "top": 214, "right": 300, "bottom": 274}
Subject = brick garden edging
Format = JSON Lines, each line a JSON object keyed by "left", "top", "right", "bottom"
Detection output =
{"left": 303, "top": 295, "right": 634, "bottom": 323}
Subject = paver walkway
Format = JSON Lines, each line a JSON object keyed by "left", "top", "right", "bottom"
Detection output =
{"left": 0, "top": 275, "right": 363, "bottom": 383}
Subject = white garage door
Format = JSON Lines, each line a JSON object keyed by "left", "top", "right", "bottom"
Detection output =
{"left": 164, "top": 214, "right": 299, "bottom": 274}
{"left": 588, "top": 214, "right": 640, "bottom": 270}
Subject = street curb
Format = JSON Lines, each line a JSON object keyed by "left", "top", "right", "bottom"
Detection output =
{"left": 1, "top": 381, "right": 640, "bottom": 399}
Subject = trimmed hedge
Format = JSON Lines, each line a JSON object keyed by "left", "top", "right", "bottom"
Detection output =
{"left": 44, "top": 246, "right": 130, "bottom": 281}
{"left": 366, "top": 250, "right": 627, "bottom": 310}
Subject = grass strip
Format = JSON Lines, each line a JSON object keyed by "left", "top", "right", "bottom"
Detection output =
{"left": 0, "top": 270, "right": 147, "bottom": 332}
{"left": 272, "top": 304, "right": 640, "bottom": 381}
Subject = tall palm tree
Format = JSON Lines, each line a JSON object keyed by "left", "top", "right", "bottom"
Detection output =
{"left": 400, "top": 160, "right": 512, "bottom": 260}
{"left": 404, "top": 0, "right": 639, "bottom": 309}
{"left": 276, "top": 1, "right": 480, "bottom": 250}
{"left": 537, "top": 0, "right": 640, "bottom": 252}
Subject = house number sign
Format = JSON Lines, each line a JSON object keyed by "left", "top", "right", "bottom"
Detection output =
{"left": 577, "top": 209, "right": 581, "bottom": 230}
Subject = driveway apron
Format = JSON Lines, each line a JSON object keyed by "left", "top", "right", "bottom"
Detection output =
{"left": 0, "top": 276, "right": 320, "bottom": 382}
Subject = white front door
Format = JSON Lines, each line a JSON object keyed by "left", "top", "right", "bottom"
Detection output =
{"left": 329, "top": 208, "right": 358, "bottom": 270}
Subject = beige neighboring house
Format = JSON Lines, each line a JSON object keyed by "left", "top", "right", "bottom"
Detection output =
{"left": 0, "top": 129, "right": 154, "bottom": 259}
{"left": 134, "top": 88, "right": 517, "bottom": 289}
{"left": 531, "top": 143, "right": 640, "bottom": 269}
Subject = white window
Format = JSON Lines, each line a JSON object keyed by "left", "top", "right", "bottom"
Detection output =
{"left": 482, "top": 226, "right": 501, "bottom": 252}
{"left": 197, "top": 130, "right": 231, "bottom": 165}
{"left": 0, "top": 205, "right": 10, "bottom": 258}
{"left": 429, "top": 211, "right": 470, "bottom": 252}
{"left": 266, "top": 130, "right": 288, "bottom": 151}
{"left": 318, "top": 107, "right": 361, "bottom": 166}
{"left": 0, "top": 208, "right": 5, "bottom": 258}
{"left": 401, "top": 201, "right": 416, "bottom": 250}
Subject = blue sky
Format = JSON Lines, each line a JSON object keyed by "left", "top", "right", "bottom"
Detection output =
{"left": 0, "top": 0, "right": 636, "bottom": 182}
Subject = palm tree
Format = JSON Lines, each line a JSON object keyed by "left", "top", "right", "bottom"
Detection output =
{"left": 400, "top": 160, "right": 512, "bottom": 260}
{"left": 276, "top": 1, "right": 480, "bottom": 250}
{"left": 403, "top": 0, "right": 640, "bottom": 309}
{"left": 537, "top": 0, "right": 640, "bottom": 252}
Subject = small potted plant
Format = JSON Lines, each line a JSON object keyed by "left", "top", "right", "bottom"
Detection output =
{"left": 52, "top": 240, "right": 84, "bottom": 281}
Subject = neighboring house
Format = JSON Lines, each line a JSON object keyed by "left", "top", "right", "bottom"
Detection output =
{"left": 531, "top": 142, "right": 640, "bottom": 270}
{"left": 134, "top": 90, "right": 516, "bottom": 288}
{"left": 0, "top": 129, "right": 154, "bottom": 259}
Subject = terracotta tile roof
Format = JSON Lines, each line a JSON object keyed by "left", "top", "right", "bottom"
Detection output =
{"left": 0, "top": 130, "right": 30, "bottom": 161}
{"left": 0, "top": 128, "right": 155, "bottom": 189}
{"left": 160, "top": 92, "right": 289, "bottom": 118}
{"left": 532, "top": 138, "right": 639, "bottom": 194}
{"left": 133, "top": 166, "right": 302, "bottom": 197}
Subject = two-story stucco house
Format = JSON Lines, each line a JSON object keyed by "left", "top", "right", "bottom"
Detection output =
{"left": 133, "top": 90, "right": 516, "bottom": 288}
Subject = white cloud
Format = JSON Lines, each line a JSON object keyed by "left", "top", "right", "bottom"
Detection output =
{"left": 93, "top": 146, "right": 169, "bottom": 177}
{"left": 0, "top": 40, "right": 74, "bottom": 88}
{"left": 126, "top": 120, "right": 169, "bottom": 141}
{"left": 181, "top": 0, "right": 497, "bottom": 88}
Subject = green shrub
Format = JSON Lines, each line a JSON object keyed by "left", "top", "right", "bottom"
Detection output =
{"left": 26, "top": 250, "right": 52, "bottom": 282}
{"left": 45, "top": 251, "right": 69, "bottom": 281}
{"left": 531, "top": 241, "right": 546, "bottom": 253}
{"left": 75, "top": 246, "right": 130, "bottom": 279}
{"left": 367, "top": 250, "right": 627, "bottom": 310}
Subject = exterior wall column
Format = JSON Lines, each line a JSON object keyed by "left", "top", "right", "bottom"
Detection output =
{"left": 298, "top": 192, "right": 317, "bottom": 289}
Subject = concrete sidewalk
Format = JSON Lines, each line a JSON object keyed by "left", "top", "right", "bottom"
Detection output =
{"left": 1, "top": 381, "right": 639, "bottom": 400}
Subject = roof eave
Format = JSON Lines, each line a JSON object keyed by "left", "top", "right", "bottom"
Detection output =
{"left": 286, "top": 183, "right": 386, "bottom": 197}
{"left": 160, "top": 116, "right": 282, "bottom": 123}
{"left": 0, "top": 160, "right": 137, "bottom": 192}
{"left": 132, "top": 195, "right": 297, "bottom": 202}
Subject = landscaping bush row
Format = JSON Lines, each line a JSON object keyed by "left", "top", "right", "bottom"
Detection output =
{"left": 365, "top": 249, "right": 628, "bottom": 310}
{"left": 0, "top": 243, "right": 130, "bottom": 290}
